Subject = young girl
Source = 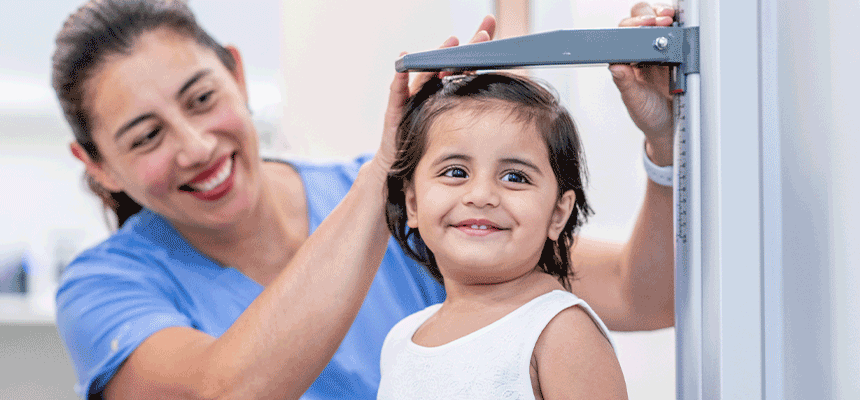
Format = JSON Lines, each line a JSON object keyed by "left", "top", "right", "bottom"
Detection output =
{"left": 380, "top": 73, "right": 627, "bottom": 399}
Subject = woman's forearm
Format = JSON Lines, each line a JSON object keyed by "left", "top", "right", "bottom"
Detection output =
{"left": 616, "top": 178, "right": 675, "bottom": 330}
{"left": 568, "top": 179, "right": 674, "bottom": 332}
{"left": 203, "top": 161, "right": 391, "bottom": 398}
{"left": 106, "top": 160, "right": 392, "bottom": 400}
{"left": 569, "top": 137, "right": 675, "bottom": 332}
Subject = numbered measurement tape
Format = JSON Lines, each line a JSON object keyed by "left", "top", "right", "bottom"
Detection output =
{"left": 673, "top": 1, "right": 701, "bottom": 400}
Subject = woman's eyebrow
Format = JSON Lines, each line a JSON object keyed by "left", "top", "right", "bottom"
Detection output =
{"left": 114, "top": 69, "right": 213, "bottom": 141}
{"left": 115, "top": 113, "right": 155, "bottom": 141}
{"left": 176, "top": 69, "right": 211, "bottom": 100}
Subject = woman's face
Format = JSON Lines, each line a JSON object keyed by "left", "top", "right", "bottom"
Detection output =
{"left": 78, "top": 29, "right": 263, "bottom": 231}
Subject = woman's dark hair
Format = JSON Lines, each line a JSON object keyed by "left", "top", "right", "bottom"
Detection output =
{"left": 52, "top": 0, "right": 236, "bottom": 228}
{"left": 386, "top": 73, "right": 592, "bottom": 290}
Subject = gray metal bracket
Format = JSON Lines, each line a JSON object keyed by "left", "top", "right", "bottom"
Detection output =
{"left": 395, "top": 26, "right": 699, "bottom": 93}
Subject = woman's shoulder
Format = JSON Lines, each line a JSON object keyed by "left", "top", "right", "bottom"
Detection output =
{"left": 61, "top": 210, "right": 182, "bottom": 281}
{"left": 264, "top": 153, "right": 374, "bottom": 182}
{"left": 263, "top": 153, "right": 375, "bottom": 219}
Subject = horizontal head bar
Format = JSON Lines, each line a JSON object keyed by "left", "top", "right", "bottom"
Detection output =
{"left": 396, "top": 26, "right": 698, "bottom": 73}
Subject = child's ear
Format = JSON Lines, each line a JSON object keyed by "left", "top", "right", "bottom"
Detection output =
{"left": 547, "top": 190, "right": 576, "bottom": 241}
{"left": 405, "top": 183, "right": 419, "bottom": 229}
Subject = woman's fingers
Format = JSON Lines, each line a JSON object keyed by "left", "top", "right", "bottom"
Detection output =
{"left": 610, "top": 2, "right": 676, "bottom": 142}
{"left": 654, "top": 3, "right": 676, "bottom": 17}
{"left": 378, "top": 70, "right": 411, "bottom": 169}
{"left": 631, "top": 2, "right": 658, "bottom": 17}
{"left": 619, "top": 15, "right": 655, "bottom": 27}
{"left": 608, "top": 64, "right": 638, "bottom": 91}
{"left": 438, "top": 16, "right": 496, "bottom": 80}
{"left": 407, "top": 36, "right": 459, "bottom": 94}
{"left": 473, "top": 15, "right": 497, "bottom": 41}
{"left": 622, "top": 2, "right": 674, "bottom": 27}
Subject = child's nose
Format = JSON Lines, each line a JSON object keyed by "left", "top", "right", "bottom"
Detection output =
{"left": 175, "top": 122, "right": 217, "bottom": 168}
{"left": 462, "top": 178, "right": 501, "bottom": 208}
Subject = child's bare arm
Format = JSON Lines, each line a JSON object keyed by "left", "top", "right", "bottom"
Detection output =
{"left": 532, "top": 306, "right": 628, "bottom": 400}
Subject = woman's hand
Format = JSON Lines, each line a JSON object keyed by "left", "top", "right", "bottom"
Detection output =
{"left": 610, "top": 2, "right": 676, "bottom": 166}
{"left": 371, "top": 16, "right": 497, "bottom": 178}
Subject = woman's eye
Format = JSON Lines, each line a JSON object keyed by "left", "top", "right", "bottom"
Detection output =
{"left": 190, "top": 90, "right": 215, "bottom": 109}
{"left": 442, "top": 167, "right": 468, "bottom": 179}
{"left": 131, "top": 127, "right": 161, "bottom": 149}
{"left": 502, "top": 171, "right": 529, "bottom": 184}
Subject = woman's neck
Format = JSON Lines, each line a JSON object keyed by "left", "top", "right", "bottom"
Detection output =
{"left": 177, "top": 161, "right": 309, "bottom": 286}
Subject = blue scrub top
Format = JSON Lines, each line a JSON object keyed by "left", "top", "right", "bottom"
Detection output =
{"left": 55, "top": 155, "right": 445, "bottom": 399}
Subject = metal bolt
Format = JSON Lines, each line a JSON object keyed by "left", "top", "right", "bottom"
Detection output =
{"left": 654, "top": 36, "right": 669, "bottom": 51}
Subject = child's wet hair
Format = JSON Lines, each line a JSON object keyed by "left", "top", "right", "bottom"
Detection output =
{"left": 386, "top": 72, "right": 592, "bottom": 289}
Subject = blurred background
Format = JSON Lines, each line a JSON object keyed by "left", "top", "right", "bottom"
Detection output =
{"left": 2, "top": 0, "right": 857, "bottom": 399}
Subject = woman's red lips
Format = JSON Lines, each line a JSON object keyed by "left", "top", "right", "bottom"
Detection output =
{"left": 179, "top": 153, "right": 236, "bottom": 201}
{"left": 188, "top": 154, "right": 231, "bottom": 185}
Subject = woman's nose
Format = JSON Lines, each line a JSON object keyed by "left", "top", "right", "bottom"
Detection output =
{"left": 175, "top": 122, "right": 217, "bottom": 168}
{"left": 462, "top": 177, "right": 501, "bottom": 208}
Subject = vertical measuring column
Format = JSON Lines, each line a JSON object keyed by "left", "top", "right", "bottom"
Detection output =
{"left": 673, "top": 0, "right": 702, "bottom": 399}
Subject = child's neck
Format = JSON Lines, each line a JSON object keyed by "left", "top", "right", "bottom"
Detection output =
{"left": 411, "top": 268, "right": 564, "bottom": 347}
{"left": 442, "top": 268, "right": 564, "bottom": 311}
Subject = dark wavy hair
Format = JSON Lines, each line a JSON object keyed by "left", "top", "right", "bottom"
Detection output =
{"left": 52, "top": 0, "right": 236, "bottom": 228}
{"left": 385, "top": 73, "right": 592, "bottom": 289}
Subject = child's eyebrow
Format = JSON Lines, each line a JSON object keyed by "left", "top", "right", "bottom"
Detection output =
{"left": 430, "top": 153, "right": 471, "bottom": 166}
{"left": 499, "top": 157, "right": 544, "bottom": 175}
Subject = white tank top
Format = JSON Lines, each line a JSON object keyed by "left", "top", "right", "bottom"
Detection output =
{"left": 377, "top": 290, "right": 615, "bottom": 400}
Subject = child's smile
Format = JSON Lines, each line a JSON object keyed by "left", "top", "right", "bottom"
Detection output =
{"left": 405, "top": 105, "right": 575, "bottom": 286}
{"left": 453, "top": 218, "right": 506, "bottom": 236}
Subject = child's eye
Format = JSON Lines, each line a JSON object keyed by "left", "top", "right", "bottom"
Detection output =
{"left": 130, "top": 127, "right": 162, "bottom": 149}
{"left": 502, "top": 170, "right": 529, "bottom": 184}
{"left": 442, "top": 167, "right": 468, "bottom": 179}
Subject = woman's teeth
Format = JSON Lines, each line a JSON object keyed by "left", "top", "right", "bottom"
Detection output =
{"left": 188, "top": 157, "right": 232, "bottom": 192}
{"left": 470, "top": 225, "right": 489, "bottom": 230}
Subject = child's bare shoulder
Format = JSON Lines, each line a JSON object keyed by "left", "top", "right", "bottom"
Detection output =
{"left": 533, "top": 304, "right": 628, "bottom": 399}
{"left": 535, "top": 305, "right": 613, "bottom": 360}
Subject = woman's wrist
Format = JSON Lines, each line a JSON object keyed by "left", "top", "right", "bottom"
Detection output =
{"left": 644, "top": 136, "right": 673, "bottom": 167}
{"left": 643, "top": 140, "right": 673, "bottom": 187}
{"left": 357, "top": 156, "right": 392, "bottom": 197}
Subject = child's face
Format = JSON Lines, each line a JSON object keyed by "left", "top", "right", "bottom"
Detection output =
{"left": 405, "top": 106, "right": 576, "bottom": 286}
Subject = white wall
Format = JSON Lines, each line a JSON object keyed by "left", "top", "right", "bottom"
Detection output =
{"left": 828, "top": 2, "right": 860, "bottom": 397}
{"left": 278, "top": 0, "right": 492, "bottom": 159}
{"left": 779, "top": 0, "right": 860, "bottom": 398}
